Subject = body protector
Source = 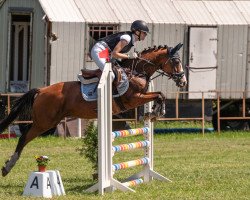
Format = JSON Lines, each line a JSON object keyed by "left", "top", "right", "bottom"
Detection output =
{"left": 100, "top": 31, "right": 134, "bottom": 53}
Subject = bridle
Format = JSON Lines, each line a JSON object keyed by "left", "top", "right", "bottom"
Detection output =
{"left": 161, "top": 50, "right": 186, "bottom": 87}
{"left": 133, "top": 49, "right": 185, "bottom": 87}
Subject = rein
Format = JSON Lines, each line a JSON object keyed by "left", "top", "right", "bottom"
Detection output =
{"left": 135, "top": 55, "right": 184, "bottom": 84}
{"left": 122, "top": 44, "right": 185, "bottom": 87}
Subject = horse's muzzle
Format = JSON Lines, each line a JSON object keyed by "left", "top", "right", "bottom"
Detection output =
{"left": 177, "top": 80, "right": 187, "bottom": 87}
{"left": 173, "top": 72, "right": 187, "bottom": 88}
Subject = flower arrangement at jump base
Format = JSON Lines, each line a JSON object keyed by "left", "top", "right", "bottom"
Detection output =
{"left": 35, "top": 155, "right": 50, "bottom": 172}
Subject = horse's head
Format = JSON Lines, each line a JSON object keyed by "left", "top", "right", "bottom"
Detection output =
{"left": 139, "top": 43, "right": 187, "bottom": 87}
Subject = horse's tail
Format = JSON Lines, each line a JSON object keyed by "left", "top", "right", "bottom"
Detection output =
{"left": 0, "top": 88, "right": 39, "bottom": 133}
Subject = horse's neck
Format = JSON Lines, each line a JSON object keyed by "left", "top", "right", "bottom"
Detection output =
{"left": 137, "top": 51, "right": 163, "bottom": 76}
{"left": 135, "top": 59, "right": 157, "bottom": 77}
{"left": 120, "top": 49, "right": 166, "bottom": 77}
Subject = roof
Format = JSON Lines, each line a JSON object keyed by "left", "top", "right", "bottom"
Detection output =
{"left": 74, "top": 0, "right": 119, "bottom": 23}
{"left": 173, "top": 1, "right": 217, "bottom": 25}
{"left": 39, "top": 0, "right": 85, "bottom": 22}
{"left": 108, "top": 0, "right": 151, "bottom": 23}
{"left": 204, "top": 1, "right": 248, "bottom": 25}
{"left": 141, "top": 0, "right": 184, "bottom": 24}
{"left": 1, "top": 0, "right": 250, "bottom": 25}
{"left": 234, "top": 1, "right": 250, "bottom": 24}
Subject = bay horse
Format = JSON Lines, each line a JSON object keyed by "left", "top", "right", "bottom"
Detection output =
{"left": 0, "top": 43, "right": 186, "bottom": 177}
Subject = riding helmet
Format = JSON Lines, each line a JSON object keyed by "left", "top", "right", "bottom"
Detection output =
{"left": 131, "top": 20, "right": 149, "bottom": 33}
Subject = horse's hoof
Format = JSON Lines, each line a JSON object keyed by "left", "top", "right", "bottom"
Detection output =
{"left": 1, "top": 167, "right": 8, "bottom": 177}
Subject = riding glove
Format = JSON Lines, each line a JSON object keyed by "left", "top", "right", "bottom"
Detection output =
{"left": 127, "top": 52, "right": 138, "bottom": 59}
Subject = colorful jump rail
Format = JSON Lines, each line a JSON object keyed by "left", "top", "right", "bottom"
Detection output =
{"left": 123, "top": 178, "right": 143, "bottom": 187}
{"left": 112, "top": 127, "right": 150, "bottom": 138}
{"left": 113, "top": 157, "right": 150, "bottom": 171}
{"left": 112, "top": 140, "right": 150, "bottom": 152}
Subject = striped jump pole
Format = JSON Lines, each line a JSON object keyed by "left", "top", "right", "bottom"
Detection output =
{"left": 113, "top": 157, "right": 150, "bottom": 171}
{"left": 112, "top": 140, "right": 150, "bottom": 152}
{"left": 112, "top": 127, "right": 150, "bottom": 138}
{"left": 123, "top": 178, "right": 143, "bottom": 187}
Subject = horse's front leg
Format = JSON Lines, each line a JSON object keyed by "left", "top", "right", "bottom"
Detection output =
{"left": 126, "top": 92, "right": 166, "bottom": 121}
{"left": 143, "top": 92, "right": 166, "bottom": 120}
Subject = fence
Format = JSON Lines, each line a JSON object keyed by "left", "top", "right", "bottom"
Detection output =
{"left": 1, "top": 90, "right": 250, "bottom": 135}
{"left": 86, "top": 63, "right": 169, "bottom": 194}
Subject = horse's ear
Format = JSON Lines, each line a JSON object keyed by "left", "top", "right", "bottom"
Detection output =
{"left": 170, "top": 43, "right": 183, "bottom": 55}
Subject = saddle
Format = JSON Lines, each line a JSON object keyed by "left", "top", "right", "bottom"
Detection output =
{"left": 79, "top": 66, "right": 130, "bottom": 102}
{"left": 77, "top": 69, "right": 101, "bottom": 84}
{"left": 81, "top": 69, "right": 102, "bottom": 79}
{"left": 79, "top": 66, "right": 127, "bottom": 85}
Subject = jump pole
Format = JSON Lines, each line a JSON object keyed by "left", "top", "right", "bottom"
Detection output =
{"left": 124, "top": 82, "right": 171, "bottom": 184}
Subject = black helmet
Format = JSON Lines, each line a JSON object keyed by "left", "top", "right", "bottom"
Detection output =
{"left": 131, "top": 20, "right": 149, "bottom": 33}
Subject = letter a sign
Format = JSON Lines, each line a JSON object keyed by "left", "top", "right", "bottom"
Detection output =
{"left": 23, "top": 172, "right": 52, "bottom": 198}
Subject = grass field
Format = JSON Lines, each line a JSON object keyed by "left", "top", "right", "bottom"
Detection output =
{"left": 0, "top": 130, "right": 250, "bottom": 199}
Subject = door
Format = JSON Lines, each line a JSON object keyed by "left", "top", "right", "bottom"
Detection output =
{"left": 8, "top": 13, "right": 32, "bottom": 92}
{"left": 188, "top": 27, "right": 217, "bottom": 99}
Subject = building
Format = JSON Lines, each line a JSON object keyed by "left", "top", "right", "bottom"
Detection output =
{"left": 1, "top": 0, "right": 250, "bottom": 131}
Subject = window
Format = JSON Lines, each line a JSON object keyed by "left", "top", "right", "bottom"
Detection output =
{"left": 87, "top": 24, "right": 119, "bottom": 60}
{"left": 9, "top": 13, "right": 31, "bottom": 92}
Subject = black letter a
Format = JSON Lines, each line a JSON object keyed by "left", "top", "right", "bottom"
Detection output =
{"left": 30, "top": 176, "right": 39, "bottom": 189}
{"left": 47, "top": 177, "right": 51, "bottom": 189}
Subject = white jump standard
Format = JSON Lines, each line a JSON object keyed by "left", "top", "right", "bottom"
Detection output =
{"left": 86, "top": 63, "right": 171, "bottom": 195}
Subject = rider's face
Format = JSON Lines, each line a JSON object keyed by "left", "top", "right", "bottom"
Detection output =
{"left": 140, "top": 31, "right": 147, "bottom": 41}
{"left": 135, "top": 31, "right": 147, "bottom": 41}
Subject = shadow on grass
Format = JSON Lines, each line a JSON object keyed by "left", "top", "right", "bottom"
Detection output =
{"left": 63, "top": 177, "right": 99, "bottom": 195}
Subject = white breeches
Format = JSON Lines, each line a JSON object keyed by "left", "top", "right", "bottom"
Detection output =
{"left": 91, "top": 42, "right": 108, "bottom": 71}
{"left": 91, "top": 42, "right": 115, "bottom": 80}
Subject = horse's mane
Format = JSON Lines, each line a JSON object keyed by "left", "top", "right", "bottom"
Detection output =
{"left": 140, "top": 45, "right": 169, "bottom": 55}
{"left": 117, "top": 45, "right": 169, "bottom": 69}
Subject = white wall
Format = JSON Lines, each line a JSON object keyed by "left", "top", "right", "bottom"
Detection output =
{"left": 50, "top": 22, "right": 85, "bottom": 84}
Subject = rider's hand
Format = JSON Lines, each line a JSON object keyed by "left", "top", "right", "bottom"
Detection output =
{"left": 127, "top": 52, "right": 138, "bottom": 59}
{"left": 132, "top": 52, "right": 138, "bottom": 58}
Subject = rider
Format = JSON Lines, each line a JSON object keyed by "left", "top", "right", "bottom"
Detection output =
{"left": 90, "top": 20, "right": 149, "bottom": 80}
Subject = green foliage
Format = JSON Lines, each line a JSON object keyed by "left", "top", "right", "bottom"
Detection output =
{"left": 78, "top": 122, "right": 98, "bottom": 171}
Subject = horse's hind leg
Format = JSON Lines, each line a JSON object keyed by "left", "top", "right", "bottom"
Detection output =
{"left": 2, "top": 124, "right": 47, "bottom": 177}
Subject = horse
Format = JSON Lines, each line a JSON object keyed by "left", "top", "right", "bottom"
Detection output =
{"left": 0, "top": 43, "right": 186, "bottom": 177}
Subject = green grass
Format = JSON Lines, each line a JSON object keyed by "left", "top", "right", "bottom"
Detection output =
{"left": 129, "top": 120, "right": 213, "bottom": 129}
{"left": 154, "top": 121, "right": 213, "bottom": 129}
{"left": 0, "top": 131, "right": 250, "bottom": 200}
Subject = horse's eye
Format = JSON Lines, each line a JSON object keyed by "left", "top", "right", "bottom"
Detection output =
{"left": 172, "top": 59, "right": 180, "bottom": 65}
